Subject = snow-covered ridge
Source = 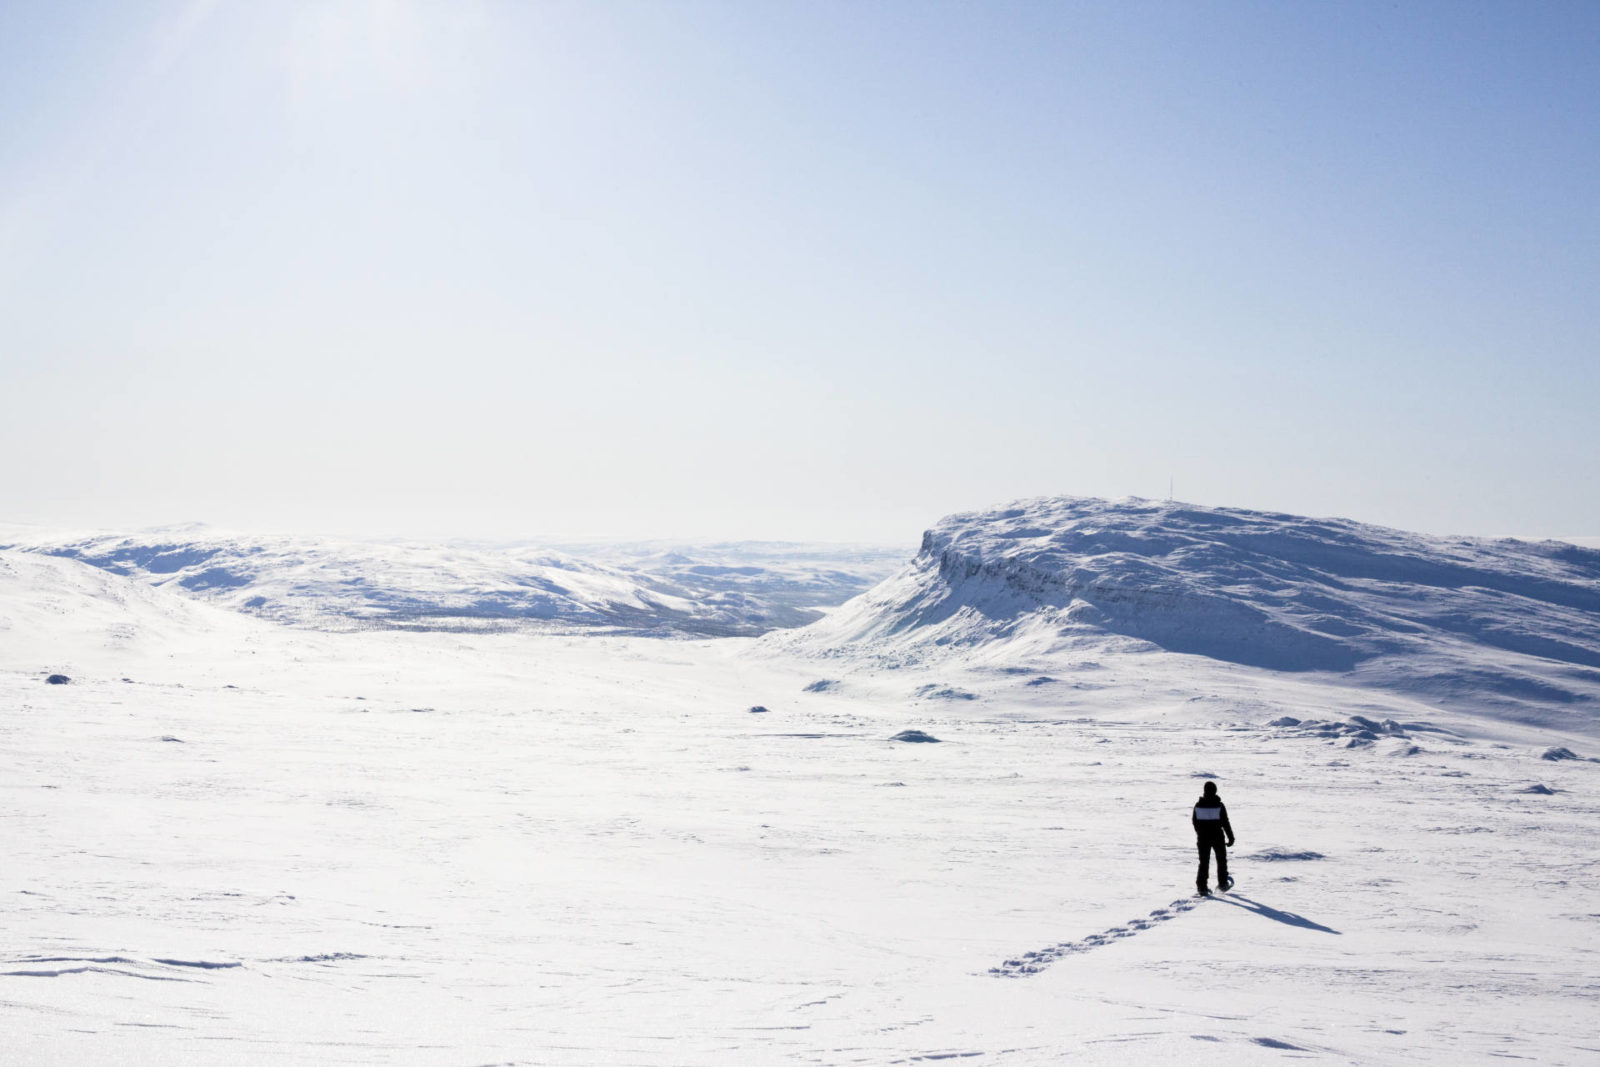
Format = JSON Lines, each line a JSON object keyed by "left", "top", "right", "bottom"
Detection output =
{"left": 0, "top": 526, "right": 904, "bottom": 636}
{"left": 779, "top": 496, "right": 1600, "bottom": 721}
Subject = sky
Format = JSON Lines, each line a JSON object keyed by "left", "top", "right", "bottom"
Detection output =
{"left": 1, "top": 1, "right": 1597, "bottom": 543}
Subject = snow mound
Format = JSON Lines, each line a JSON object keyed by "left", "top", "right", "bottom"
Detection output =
{"left": 774, "top": 497, "right": 1600, "bottom": 725}
{"left": 914, "top": 684, "right": 978, "bottom": 701}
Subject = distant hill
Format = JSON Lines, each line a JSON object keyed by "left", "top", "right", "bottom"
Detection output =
{"left": 548, "top": 539, "right": 910, "bottom": 628}
{"left": 0, "top": 525, "right": 905, "bottom": 636}
{"left": 774, "top": 497, "right": 1600, "bottom": 723}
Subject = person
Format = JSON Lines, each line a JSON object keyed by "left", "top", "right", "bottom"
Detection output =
{"left": 1192, "top": 780, "right": 1235, "bottom": 896}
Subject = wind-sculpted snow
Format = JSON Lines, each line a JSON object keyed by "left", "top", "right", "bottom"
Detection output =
{"left": 778, "top": 497, "right": 1600, "bottom": 724}
{"left": 0, "top": 526, "right": 903, "bottom": 636}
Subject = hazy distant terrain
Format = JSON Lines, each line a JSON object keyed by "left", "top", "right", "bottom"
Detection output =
{"left": 0, "top": 525, "right": 908, "bottom": 636}
{"left": 549, "top": 538, "right": 912, "bottom": 627}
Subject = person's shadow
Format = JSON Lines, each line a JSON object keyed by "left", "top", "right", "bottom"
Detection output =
{"left": 1213, "top": 894, "right": 1341, "bottom": 935}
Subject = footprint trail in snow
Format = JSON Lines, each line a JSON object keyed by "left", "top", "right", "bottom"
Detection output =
{"left": 989, "top": 898, "right": 1201, "bottom": 978}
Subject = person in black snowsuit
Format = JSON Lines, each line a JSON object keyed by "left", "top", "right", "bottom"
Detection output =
{"left": 1192, "top": 780, "right": 1234, "bottom": 896}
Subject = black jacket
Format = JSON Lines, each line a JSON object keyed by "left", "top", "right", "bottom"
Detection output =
{"left": 1192, "top": 795, "right": 1233, "bottom": 843}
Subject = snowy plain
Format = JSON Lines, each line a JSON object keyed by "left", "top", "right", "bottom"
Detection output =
{"left": 3, "top": 498, "right": 1599, "bottom": 1065}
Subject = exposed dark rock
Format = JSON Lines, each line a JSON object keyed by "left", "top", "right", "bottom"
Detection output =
{"left": 1247, "top": 848, "right": 1325, "bottom": 861}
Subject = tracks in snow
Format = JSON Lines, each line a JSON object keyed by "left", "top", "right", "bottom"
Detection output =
{"left": 989, "top": 897, "right": 1201, "bottom": 978}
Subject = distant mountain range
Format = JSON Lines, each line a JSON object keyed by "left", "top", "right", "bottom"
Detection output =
{"left": 0, "top": 525, "right": 908, "bottom": 636}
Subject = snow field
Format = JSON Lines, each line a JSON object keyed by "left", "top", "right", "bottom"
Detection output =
{"left": 4, "top": 625, "right": 1598, "bottom": 1064}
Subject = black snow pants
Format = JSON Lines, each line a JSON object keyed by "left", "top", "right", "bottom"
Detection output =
{"left": 1197, "top": 836, "right": 1229, "bottom": 890}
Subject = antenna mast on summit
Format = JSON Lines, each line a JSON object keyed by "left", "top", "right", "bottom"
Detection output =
{"left": 1168, "top": 476, "right": 1173, "bottom": 502}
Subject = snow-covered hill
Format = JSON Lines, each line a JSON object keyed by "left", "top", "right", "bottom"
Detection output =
{"left": 0, "top": 526, "right": 903, "bottom": 636}
{"left": 777, "top": 497, "right": 1600, "bottom": 728}
{"left": 0, "top": 549, "right": 276, "bottom": 687}
{"left": 0, "top": 549, "right": 252, "bottom": 648}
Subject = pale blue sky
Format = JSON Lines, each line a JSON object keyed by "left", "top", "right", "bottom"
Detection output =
{"left": 2, "top": 1, "right": 1596, "bottom": 542}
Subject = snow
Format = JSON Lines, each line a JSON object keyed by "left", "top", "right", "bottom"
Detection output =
{"left": 549, "top": 539, "right": 913, "bottom": 627}
{"left": 3, "top": 497, "right": 1599, "bottom": 1063}
{"left": 773, "top": 495, "right": 1600, "bottom": 735}
{"left": 0, "top": 526, "right": 904, "bottom": 636}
